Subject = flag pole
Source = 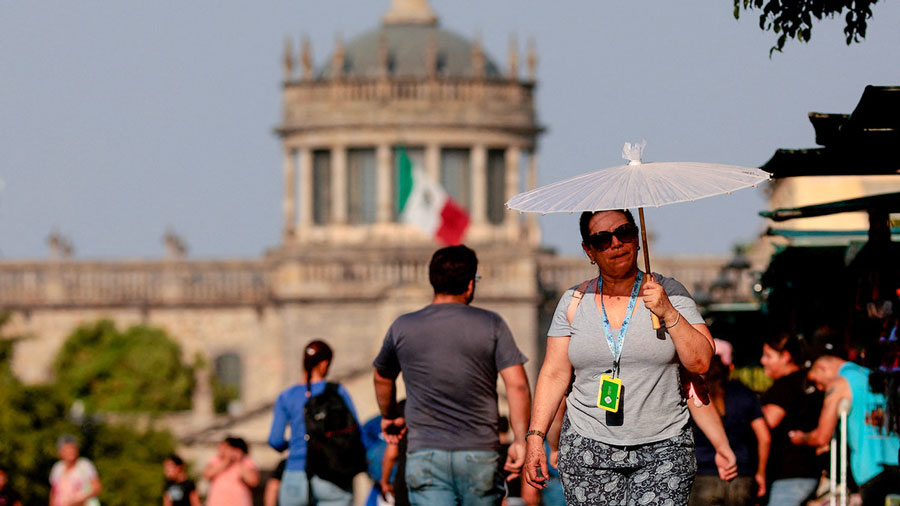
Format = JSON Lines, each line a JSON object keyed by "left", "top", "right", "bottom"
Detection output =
{"left": 638, "top": 207, "right": 662, "bottom": 330}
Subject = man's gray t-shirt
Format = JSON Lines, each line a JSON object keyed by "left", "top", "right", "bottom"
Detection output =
{"left": 547, "top": 273, "right": 704, "bottom": 446}
{"left": 373, "top": 303, "right": 528, "bottom": 452}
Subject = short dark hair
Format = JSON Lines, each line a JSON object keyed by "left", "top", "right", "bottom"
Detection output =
{"left": 166, "top": 454, "right": 185, "bottom": 467}
{"left": 808, "top": 342, "right": 847, "bottom": 363}
{"left": 764, "top": 332, "right": 805, "bottom": 365}
{"left": 225, "top": 436, "right": 249, "bottom": 455}
{"left": 579, "top": 210, "right": 636, "bottom": 242}
{"left": 429, "top": 245, "right": 478, "bottom": 295}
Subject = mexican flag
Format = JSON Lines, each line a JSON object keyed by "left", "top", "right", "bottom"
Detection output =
{"left": 396, "top": 147, "right": 469, "bottom": 245}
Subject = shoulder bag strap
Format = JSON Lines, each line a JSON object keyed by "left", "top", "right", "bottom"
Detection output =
{"left": 566, "top": 278, "right": 596, "bottom": 325}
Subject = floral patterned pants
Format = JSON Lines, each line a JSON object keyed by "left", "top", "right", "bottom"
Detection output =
{"left": 557, "top": 416, "right": 697, "bottom": 506}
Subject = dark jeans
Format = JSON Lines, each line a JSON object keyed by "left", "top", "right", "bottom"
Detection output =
{"left": 689, "top": 475, "right": 756, "bottom": 506}
{"left": 860, "top": 466, "right": 900, "bottom": 506}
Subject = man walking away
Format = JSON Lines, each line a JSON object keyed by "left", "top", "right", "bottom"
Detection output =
{"left": 373, "top": 245, "right": 532, "bottom": 506}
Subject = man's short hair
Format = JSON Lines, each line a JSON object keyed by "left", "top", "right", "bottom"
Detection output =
{"left": 810, "top": 341, "right": 848, "bottom": 362}
{"left": 429, "top": 245, "right": 478, "bottom": 295}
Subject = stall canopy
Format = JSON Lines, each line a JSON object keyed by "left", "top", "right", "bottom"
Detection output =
{"left": 761, "top": 191, "right": 900, "bottom": 221}
{"left": 762, "top": 86, "right": 900, "bottom": 178}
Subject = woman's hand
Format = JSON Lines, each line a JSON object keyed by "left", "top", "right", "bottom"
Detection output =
{"left": 640, "top": 274, "right": 677, "bottom": 322}
{"left": 645, "top": 275, "right": 715, "bottom": 372}
{"left": 523, "top": 435, "right": 549, "bottom": 490}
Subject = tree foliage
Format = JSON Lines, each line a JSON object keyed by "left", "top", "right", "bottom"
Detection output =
{"left": 0, "top": 315, "right": 179, "bottom": 506}
{"left": 733, "top": 0, "right": 880, "bottom": 54}
{"left": 53, "top": 319, "right": 195, "bottom": 413}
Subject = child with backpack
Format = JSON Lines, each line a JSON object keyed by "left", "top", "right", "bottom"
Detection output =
{"left": 268, "top": 340, "right": 367, "bottom": 506}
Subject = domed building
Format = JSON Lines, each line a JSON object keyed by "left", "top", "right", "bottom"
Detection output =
{"left": 276, "top": 0, "right": 541, "bottom": 248}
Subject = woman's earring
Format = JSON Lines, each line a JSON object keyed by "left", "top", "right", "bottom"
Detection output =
{"left": 590, "top": 259, "right": 596, "bottom": 265}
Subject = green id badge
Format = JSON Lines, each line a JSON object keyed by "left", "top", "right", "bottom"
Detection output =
{"left": 598, "top": 374, "right": 622, "bottom": 412}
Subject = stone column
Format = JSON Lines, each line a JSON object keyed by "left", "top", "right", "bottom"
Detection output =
{"left": 425, "top": 143, "right": 440, "bottom": 181}
{"left": 282, "top": 148, "right": 296, "bottom": 240}
{"left": 504, "top": 146, "right": 521, "bottom": 229}
{"left": 470, "top": 145, "right": 487, "bottom": 224}
{"left": 331, "top": 145, "right": 347, "bottom": 224}
{"left": 376, "top": 144, "right": 393, "bottom": 223}
{"left": 297, "top": 148, "right": 313, "bottom": 231}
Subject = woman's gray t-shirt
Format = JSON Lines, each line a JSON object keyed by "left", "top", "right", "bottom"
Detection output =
{"left": 547, "top": 273, "right": 704, "bottom": 446}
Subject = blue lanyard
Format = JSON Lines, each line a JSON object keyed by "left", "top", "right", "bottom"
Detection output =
{"left": 598, "top": 271, "right": 642, "bottom": 378}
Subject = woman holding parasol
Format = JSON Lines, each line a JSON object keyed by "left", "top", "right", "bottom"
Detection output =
{"left": 512, "top": 142, "right": 769, "bottom": 504}
{"left": 522, "top": 209, "right": 735, "bottom": 505}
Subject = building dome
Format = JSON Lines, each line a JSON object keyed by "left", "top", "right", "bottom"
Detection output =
{"left": 278, "top": 0, "right": 541, "bottom": 249}
{"left": 318, "top": 24, "right": 501, "bottom": 79}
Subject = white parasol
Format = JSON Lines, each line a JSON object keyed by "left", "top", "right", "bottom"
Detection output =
{"left": 506, "top": 141, "right": 771, "bottom": 328}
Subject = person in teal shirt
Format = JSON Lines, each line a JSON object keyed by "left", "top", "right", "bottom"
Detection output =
{"left": 790, "top": 353, "right": 900, "bottom": 506}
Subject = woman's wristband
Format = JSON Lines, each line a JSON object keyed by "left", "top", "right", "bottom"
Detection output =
{"left": 665, "top": 312, "right": 681, "bottom": 329}
{"left": 525, "top": 429, "right": 546, "bottom": 440}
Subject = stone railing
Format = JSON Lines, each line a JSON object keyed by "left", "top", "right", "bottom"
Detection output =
{"left": 285, "top": 77, "right": 533, "bottom": 105}
{"left": 277, "top": 251, "right": 538, "bottom": 301}
{"left": 0, "top": 252, "right": 739, "bottom": 309}
{"left": 0, "top": 253, "right": 541, "bottom": 308}
{"left": 294, "top": 256, "right": 430, "bottom": 285}
{"left": 0, "top": 260, "right": 269, "bottom": 309}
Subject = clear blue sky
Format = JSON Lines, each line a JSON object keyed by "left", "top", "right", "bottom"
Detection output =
{"left": 1, "top": 1, "right": 898, "bottom": 259}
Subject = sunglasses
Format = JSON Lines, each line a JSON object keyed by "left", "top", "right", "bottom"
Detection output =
{"left": 585, "top": 223, "right": 638, "bottom": 251}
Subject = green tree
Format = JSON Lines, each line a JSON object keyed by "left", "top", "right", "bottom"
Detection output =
{"left": 53, "top": 320, "right": 195, "bottom": 413}
{"left": 0, "top": 315, "right": 178, "bottom": 506}
{"left": 734, "top": 0, "right": 881, "bottom": 54}
{"left": 89, "top": 423, "right": 177, "bottom": 506}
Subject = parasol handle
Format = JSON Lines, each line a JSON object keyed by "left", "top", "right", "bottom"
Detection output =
{"left": 638, "top": 208, "right": 662, "bottom": 330}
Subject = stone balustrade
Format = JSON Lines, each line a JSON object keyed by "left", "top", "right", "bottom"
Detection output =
{"left": 0, "top": 261, "right": 269, "bottom": 309}
{"left": 284, "top": 77, "right": 533, "bottom": 105}
{"left": 0, "top": 253, "right": 545, "bottom": 309}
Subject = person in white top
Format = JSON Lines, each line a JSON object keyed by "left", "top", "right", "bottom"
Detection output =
{"left": 49, "top": 435, "right": 101, "bottom": 506}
